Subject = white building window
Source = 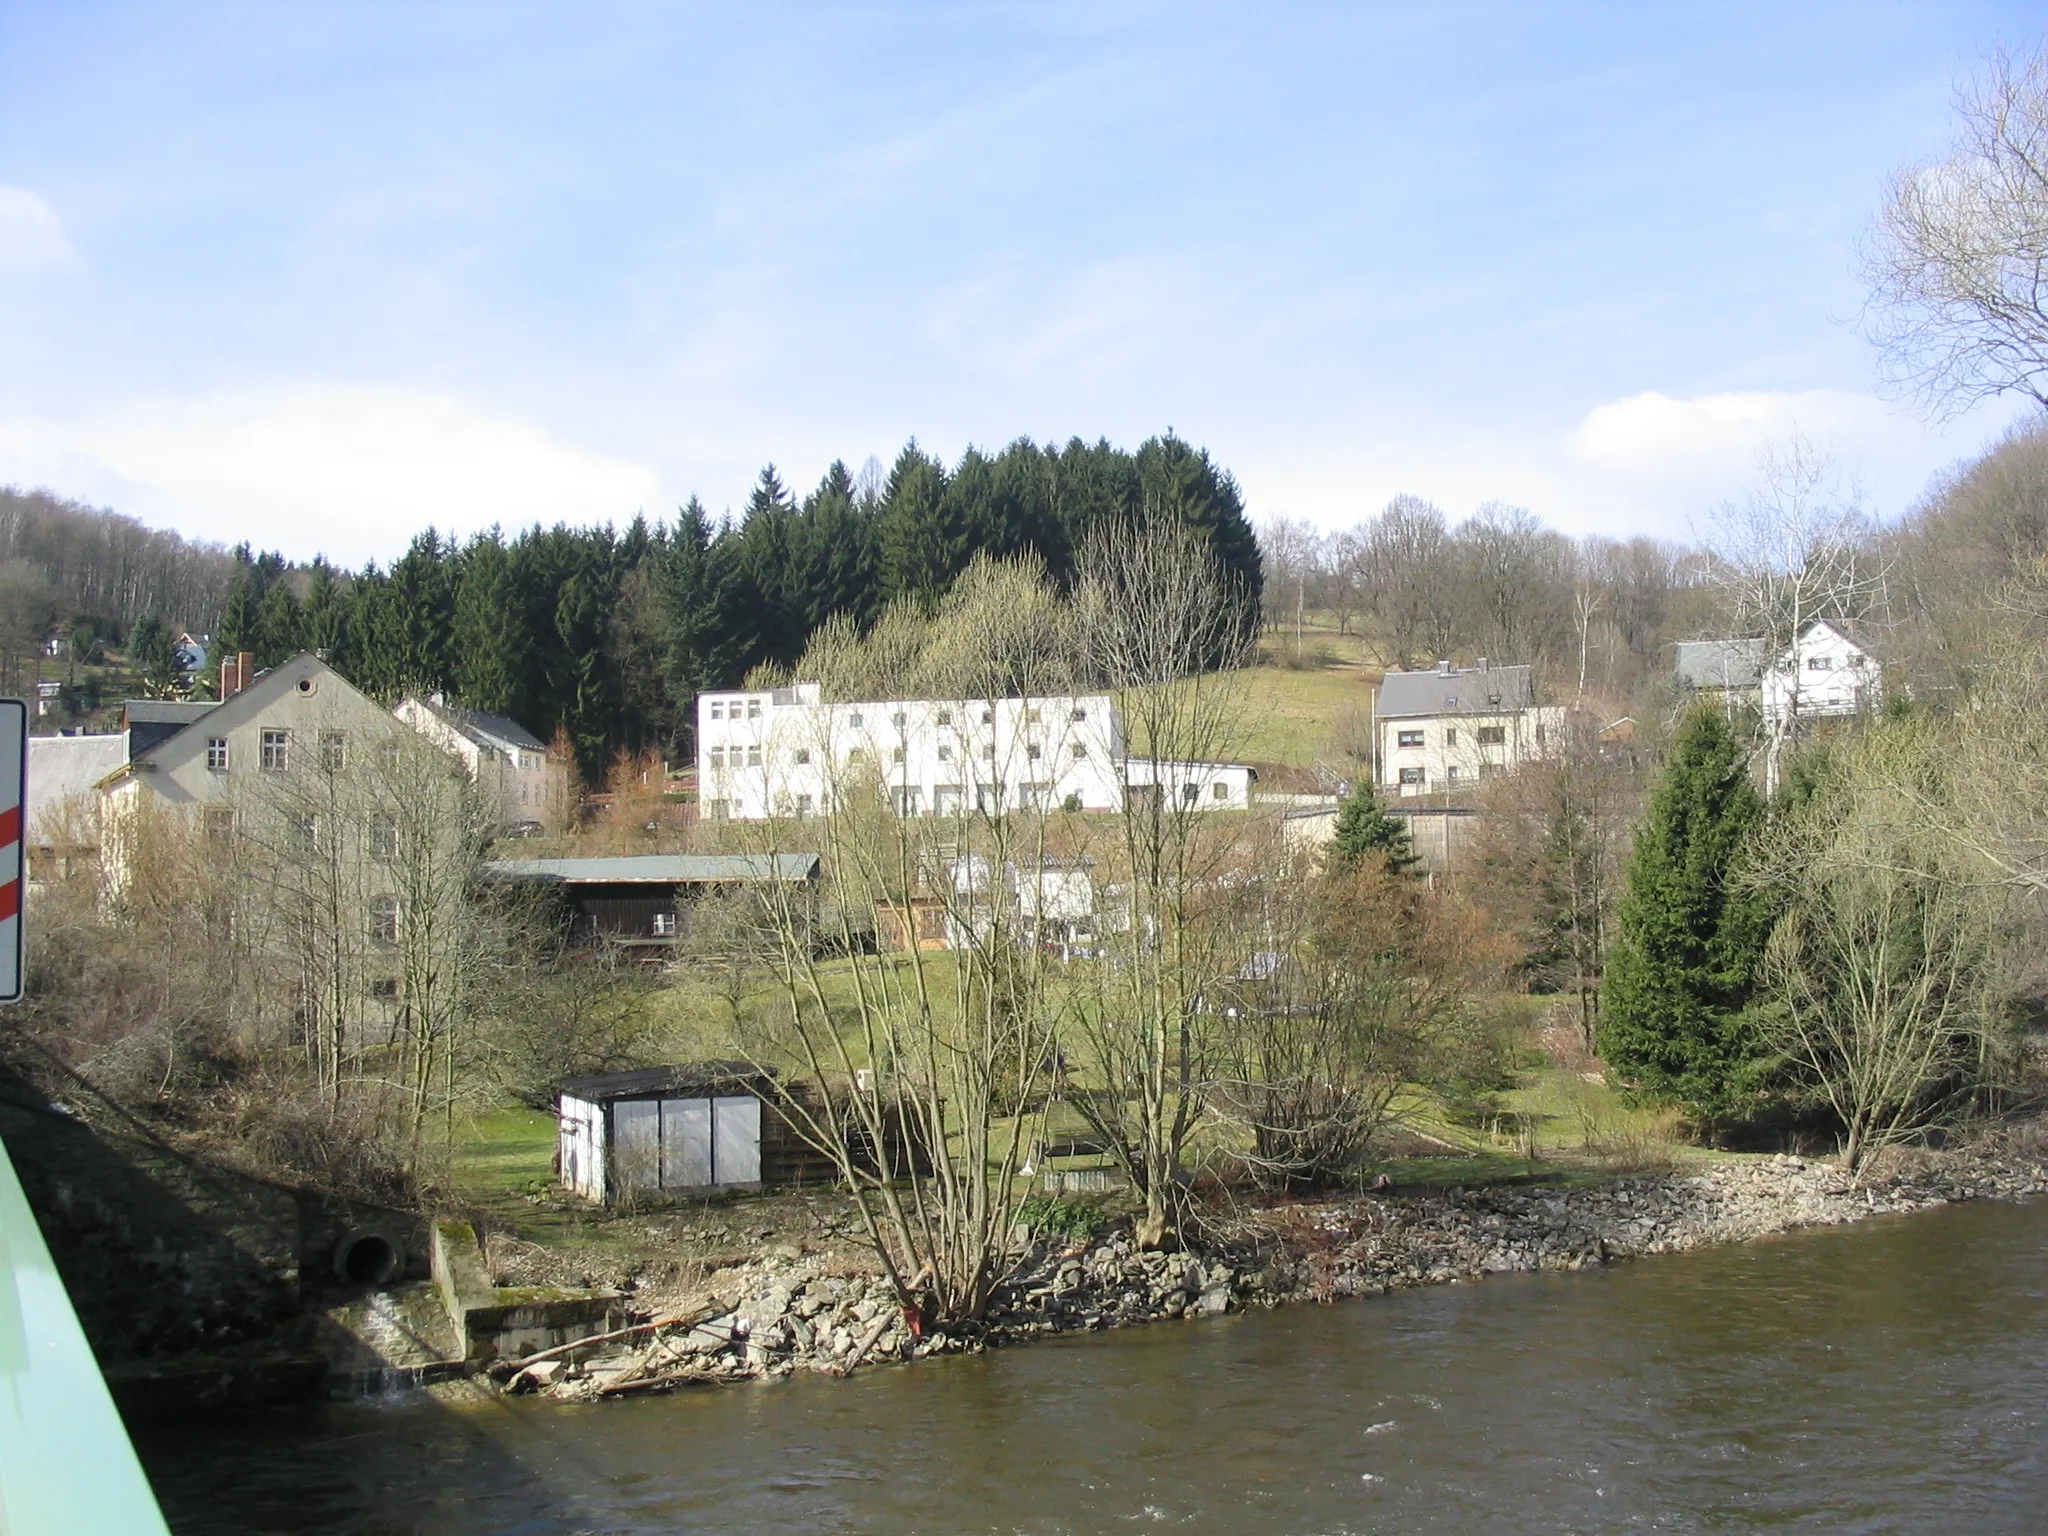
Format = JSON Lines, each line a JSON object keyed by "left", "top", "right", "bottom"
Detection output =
{"left": 892, "top": 786, "right": 922, "bottom": 817}
{"left": 937, "top": 744, "right": 952, "bottom": 762}
{"left": 1071, "top": 707, "right": 1087, "bottom": 721}
{"left": 1027, "top": 743, "right": 1042, "bottom": 761}
{"left": 1397, "top": 729, "right": 1424, "bottom": 749}
{"left": 1071, "top": 743, "right": 1086, "bottom": 760}
{"left": 370, "top": 815, "right": 400, "bottom": 860}
{"left": 652, "top": 912, "right": 678, "bottom": 937}
{"left": 892, "top": 746, "right": 906, "bottom": 763}
{"left": 1444, "top": 728, "right": 1457, "bottom": 747}
{"left": 709, "top": 747, "right": 725, "bottom": 769}
{"left": 1212, "top": 781, "right": 1229, "bottom": 800}
{"left": 1398, "top": 766, "right": 1426, "bottom": 786}
{"left": 1477, "top": 726, "right": 1506, "bottom": 746}
{"left": 710, "top": 701, "right": 724, "bottom": 720}
{"left": 892, "top": 711, "right": 907, "bottom": 727}
{"left": 848, "top": 711, "right": 864, "bottom": 727}
{"left": 794, "top": 748, "right": 811, "bottom": 764}
{"left": 260, "top": 728, "right": 290, "bottom": 771}
{"left": 369, "top": 896, "right": 400, "bottom": 946}
{"left": 747, "top": 700, "right": 761, "bottom": 719}
{"left": 936, "top": 709, "right": 952, "bottom": 726}
{"left": 320, "top": 730, "right": 347, "bottom": 771}
{"left": 795, "top": 794, "right": 814, "bottom": 816}
{"left": 747, "top": 745, "right": 762, "bottom": 767}
{"left": 207, "top": 737, "right": 229, "bottom": 772}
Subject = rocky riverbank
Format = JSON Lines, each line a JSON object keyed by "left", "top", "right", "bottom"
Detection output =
{"left": 500, "top": 1139, "right": 2048, "bottom": 1401}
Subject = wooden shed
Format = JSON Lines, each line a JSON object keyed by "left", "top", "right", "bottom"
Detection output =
{"left": 484, "top": 853, "right": 820, "bottom": 954}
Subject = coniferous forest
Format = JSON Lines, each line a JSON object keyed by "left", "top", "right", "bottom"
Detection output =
{"left": 199, "top": 433, "right": 1260, "bottom": 779}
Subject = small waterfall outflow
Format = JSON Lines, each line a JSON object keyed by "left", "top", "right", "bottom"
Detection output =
{"left": 321, "top": 1281, "right": 469, "bottom": 1402}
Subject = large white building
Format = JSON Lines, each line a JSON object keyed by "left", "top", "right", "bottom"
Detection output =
{"left": 1374, "top": 659, "right": 1567, "bottom": 796}
{"left": 694, "top": 682, "right": 1254, "bottom": 821}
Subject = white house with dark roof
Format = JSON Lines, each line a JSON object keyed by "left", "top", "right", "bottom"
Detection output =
{"left": 1673, "top": 622, "right": 1880, "bottom": 731}
{"left": 394, "top": 693, "right": 573, "bottom": 832}
{"left": 1373, "top": 659, "right": 1567, "bottom": 796}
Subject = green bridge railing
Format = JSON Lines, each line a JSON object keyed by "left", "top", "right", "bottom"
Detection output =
{"left": 0, "top": 1133, "right": 171, "bottom": 1534}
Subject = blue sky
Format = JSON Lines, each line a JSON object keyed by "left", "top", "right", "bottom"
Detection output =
{"left": 0, "top": 2, "right": 2040, "bottom": 565}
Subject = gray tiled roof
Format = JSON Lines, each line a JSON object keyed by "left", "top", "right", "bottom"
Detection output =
{"left": 121, "top": 700, "right": 217, "bottom": 726}
{"left": 423, "top": 700, "right": 549, "bottom": 753}
{"left": 1376, "top": 664, "right": 1534, "bottom": 718}
{"left": 25, "top": 733, "right": 130, "bottom": 827}
{"left": 482, "top": 854, "right": 820, "bottom": 884}
{"left": 1673, "top": 639, "right": 1767, "bottom": 689}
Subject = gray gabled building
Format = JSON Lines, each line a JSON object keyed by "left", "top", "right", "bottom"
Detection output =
{"left": 1374, "top": 659, "right": 1566, "bottom": 795}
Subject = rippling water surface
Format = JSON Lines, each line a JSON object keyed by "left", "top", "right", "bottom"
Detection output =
{"left": 136, "top": 1197, "right": 2048, "bottom": 1534}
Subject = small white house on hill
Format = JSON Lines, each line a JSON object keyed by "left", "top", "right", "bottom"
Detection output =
{"left": 1760, "top": 621, "right": 1880, "bottom": 729}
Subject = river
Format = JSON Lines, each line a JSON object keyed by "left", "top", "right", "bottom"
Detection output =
{"left": 135, "top": 1196, "right": 2048, "bottom": 1534}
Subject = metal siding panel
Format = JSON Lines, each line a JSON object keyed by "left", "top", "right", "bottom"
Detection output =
{"left": 712, "top": 1095, "right": 761, "bottom": 1184}
{"left": 663, "top": 1097, "right": 714, "bottom": 1188}
{"left": 558, "top": 1097, "right": 585, "bottom": 1198}
{"left": 612, "top": 1098, "right": 662, "bottom": 1197}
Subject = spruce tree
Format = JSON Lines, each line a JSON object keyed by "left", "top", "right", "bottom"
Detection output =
{"left": 1600, "top": 705, "right": 1772, "bottom": 1123}
{"left": 878, "top": 440, "right": 963, "bottom": 609}
{"left": 1329, "top": 776, "right": 1420, "bottom": 874}
{"left": 132, "top": 613, "right": 188, "bottom": 698}
{"left": 215, "top": 578, "right": 255, "bottom": 659}
{"left": 452, "top": 530, "right": 523, "bottom": 713}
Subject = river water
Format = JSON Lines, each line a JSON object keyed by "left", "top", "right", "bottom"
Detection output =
{"left": 137, "top": 1197, "right": 2048, "bottom": 1535}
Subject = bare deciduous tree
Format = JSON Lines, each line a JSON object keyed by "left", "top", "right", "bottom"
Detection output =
{"left": 1751, "top": 721, "right": 2018, "bottom": 1176}
{"left": 1863, "top": 43, "right": 2048, "bottom": 417}
{"left": 1209, "top": 853, "right": 1504, "bottom": 1188}
{"left": 1065, "top": 510, "right": 1257, "bottom": 1248}
{"left": 738, "top": 556, "right": 1072, "bottom": 1327}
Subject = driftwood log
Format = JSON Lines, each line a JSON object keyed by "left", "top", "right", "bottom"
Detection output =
{"left": 490, "top": 1298, "right": 729, "bottom": 1382}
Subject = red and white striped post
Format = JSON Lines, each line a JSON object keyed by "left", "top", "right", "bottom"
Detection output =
{"left": 1, "top": 697, "right": 23, "bottom": 1004}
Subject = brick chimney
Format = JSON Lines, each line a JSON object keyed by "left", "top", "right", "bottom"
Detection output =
{"left": 219, "top": 650, "right": 255, "bottom": 699}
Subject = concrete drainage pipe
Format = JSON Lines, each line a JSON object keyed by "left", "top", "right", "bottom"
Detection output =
{"left": 333, "top": 1229, "right": 405, "bottom": 1287}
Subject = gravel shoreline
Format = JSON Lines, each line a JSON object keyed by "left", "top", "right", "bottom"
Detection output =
{"left": 507, "top": 1141, "right": 2048, "bottom": 1401}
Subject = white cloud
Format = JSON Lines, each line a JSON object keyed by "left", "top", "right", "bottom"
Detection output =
{"left": 0, "top": 385, "right": 665, "bottom": 565}
{"left": 1567, "top": 388, "right": 1891, "bottom": 476}
{"left": 0, "top": 186, "right": 76, "bottom": 273}
{"left": 1223, "top": 388, "right": 2025, "bottom": 545}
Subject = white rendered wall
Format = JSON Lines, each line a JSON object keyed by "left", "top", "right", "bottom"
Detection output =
{"left": 1377, "top": 706, "right": 1567, "bottom": 795}
{"left": 696, "top": 686, "right": 1129, "bottom": 821}
{"left": 1761, "top": 623, "right": 1880, "bottom": 729}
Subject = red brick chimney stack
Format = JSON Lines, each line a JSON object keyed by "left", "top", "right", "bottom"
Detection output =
{"left": 219, "top": 651, "right": 255, "bottom": 699}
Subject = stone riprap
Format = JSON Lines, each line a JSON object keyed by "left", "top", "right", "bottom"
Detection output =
{"left": 504, "top": 1144, "right": 2048, "bottom": 1401}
